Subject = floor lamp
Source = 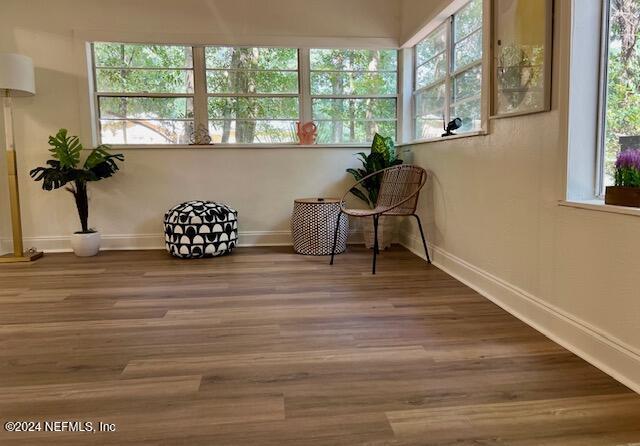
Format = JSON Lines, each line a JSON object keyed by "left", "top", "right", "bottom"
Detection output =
{"left": 0, "top": 53, "right": 42, "bottom": 263}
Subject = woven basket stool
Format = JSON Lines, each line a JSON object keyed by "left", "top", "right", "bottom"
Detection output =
{"left": 292, "top": 198, "right": 348, "bottom": 256}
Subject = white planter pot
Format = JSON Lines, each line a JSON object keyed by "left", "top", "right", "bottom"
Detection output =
{"left": 362, "top": 216, "right": 395, "bottom": 250}
{"left": 71, "top": 231, "right": 101, "bottom": 257}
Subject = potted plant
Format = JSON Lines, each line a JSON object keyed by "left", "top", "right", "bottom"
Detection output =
{"left": 346, "top": 133, "right": 403, "bottom": 250}
{"left": 605, "top": 148, "right": 640, "bottom": 207}
{"left": 30, "top": 129, "right": 124, "bottom": 256}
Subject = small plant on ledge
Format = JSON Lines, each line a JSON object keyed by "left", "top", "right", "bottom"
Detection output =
{"left": 30, "top": 129, "right": 124, "bottom": 256}
{"left": 346, "top": 133, "right": 403, "bottom": 250}
{"left": 605, "top": 148, "right": 640, "bottom": 208}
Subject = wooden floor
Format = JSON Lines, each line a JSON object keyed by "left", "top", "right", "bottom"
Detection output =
{"left": 1, "top": 246, "right": 639, "bottom": 445}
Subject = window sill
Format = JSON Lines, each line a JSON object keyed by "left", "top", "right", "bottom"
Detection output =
{"left": 398, "top": 130, "right": 487, "bottom": 147}
{"left": 558, "top": 200, "right": 640, "bottom": 218}
{"left": 98, "top": 143, "right": 371, "bottom": 150}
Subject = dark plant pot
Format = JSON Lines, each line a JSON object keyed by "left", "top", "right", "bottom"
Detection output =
{"left": 605, "top": 186, "right": 640, "bottom": 208}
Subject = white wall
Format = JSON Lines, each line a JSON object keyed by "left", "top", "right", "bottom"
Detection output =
{"left": 400, "top": 0, "right": 450, "bottom": 44}
{"left": 402, "top": 0, "right": 640, "bottom": 391}
{"left": 0, "top": 0, "right": 402, "bottom": 253}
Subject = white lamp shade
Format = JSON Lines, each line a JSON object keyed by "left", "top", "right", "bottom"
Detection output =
{"left": 0, "top": 53, "right": 35, "bottom": 96}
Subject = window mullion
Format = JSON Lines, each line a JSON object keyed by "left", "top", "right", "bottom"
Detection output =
{"left": 415, "top": 50, "right": 446, "bottom": 71}
{"left": 207, "top": 93, "right": 299, "bottom": 98}
{"left": 299, "top": 48, "right": 312, "bottom": 125}
{"left": 453, "top": 26, "right": 483, "bottom": 48}
{"left": 444, "top": 16, "right": 454, "bottom": 125}
{"left": 596, "top": 0, "right": 612, "bottom": 196}
{"left": 192, "top": 46, "right": 208, "bottom": 138}
{"left": 451, "top": 60, "right": 482, "bottom": 78}
{"left": 90, "top": 43, "right": 101, "bottom": 146}
{"left": 399, "top": 48, "right": 412, "bottom": 144}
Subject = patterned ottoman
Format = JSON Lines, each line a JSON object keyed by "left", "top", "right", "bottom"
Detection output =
{"left": 164, "top": 200, "right": 238, "bottom": 258}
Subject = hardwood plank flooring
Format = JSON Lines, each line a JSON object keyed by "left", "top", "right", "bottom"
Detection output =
{"left": 0, "top": 246, "right": 638, "bottom": 445}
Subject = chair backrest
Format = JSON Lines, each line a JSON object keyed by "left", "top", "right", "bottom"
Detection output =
{"left": 376, "top": 165, "right": 427, "bottom": 215}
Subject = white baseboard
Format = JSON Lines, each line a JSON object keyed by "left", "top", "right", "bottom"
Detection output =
{"left": 15, "top": 230, "right": 364, "bottom": 253}
{"left": 0, "top": 238, "right": 10, "bottom": 256}
{"left": 20, "top": 234, "right": 164, "bottom": 253}
{"left": 400, "top": 232, "right": 640, "bottom": 395}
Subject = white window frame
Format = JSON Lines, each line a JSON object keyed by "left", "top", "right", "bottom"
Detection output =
{"left": 413, "top": 22, "right": 448, "bottom": 141}
{"left": 308, "top": 48, "right": 399, "bottom": 144}
{"left": 204, "top": 45, "right": 301, "bottom": 144}
{"left": 408, "top": 0, "right": 487, "bottom": 144}
{"left": 450, "top": 10, "right": 483, "bottom": 128}
{"left": 596, "top": 0, "right": 612, "bottom": 198}
{"left": 90, "top": 42, "right": 201, "bottom": 146}
{"left": 88, "top": 43, "right": 398, "bottom": 147}
{"left": 561, "top": 0, "right": 640, "bottom": 215}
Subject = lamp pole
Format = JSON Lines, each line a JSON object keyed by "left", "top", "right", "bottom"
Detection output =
{"left": 0, "top": 53, "right": 42, "bottom": 263}
{"left": 4, "top": 90, "right": 25, "bottom": 257}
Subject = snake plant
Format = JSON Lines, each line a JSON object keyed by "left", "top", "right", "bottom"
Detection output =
{"left": 346, "top": 133, "right": 403, "bottom": 208}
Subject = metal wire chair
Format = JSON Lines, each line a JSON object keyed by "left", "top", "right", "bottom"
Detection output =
{"left": 330, "top": 165, "right": 430, "bottom": 274}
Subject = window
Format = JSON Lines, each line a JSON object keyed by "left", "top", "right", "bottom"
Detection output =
{"left": 414, "top": 25, "right": 448, "bottom": 140}
{"left": 413, "top": 0, "right": 483, "bottom": 140}
{"left": 93, "top": 43, "right": 195, "bottom": 144}
{"left": 90, "top": 44, "right": 398, "bottom": 146}
{"left": 599, "top": 0, "right": 640, "bottom": 192}
{"left": 206, "top": 47, "right": 299, "bottom": 143}
{"left": 310, "top": 49, "right": 398, "bottom": 144}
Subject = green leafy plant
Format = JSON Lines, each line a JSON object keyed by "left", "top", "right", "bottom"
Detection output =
{"left": 346, "top": 133, "right": 403, "bottom": 208}
{"left": 30, "top": 129, "right": 124, "bottom": 233}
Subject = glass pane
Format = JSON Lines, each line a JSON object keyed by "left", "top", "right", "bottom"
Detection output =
{"left": 415, "top": 117, "right": 444, "bottom": 140}
{"left": 95, "top": 68, "right": 193, "bottom": 94}
{"left": 454, "top": 30, "right": 482, "bottom": 70}
{"left": 312, "top": 98, "right": 396, "bottom": 120}
{"left": 205, "top": 47, "right": 298, "bottom": 70}
{"left": 494, "top": 0, "right": 548, "bottom": 116}
{"left": 209, "top": 120, "right": 297, "bottom": 144}
{"left": 416, "top": 53, "right": 447, "bottom": 88}
{"left": 451, "top": 98, "right": 481, "bottom": 133}
{"left": 315, "top": 120, "right": 396, "bottom": 144}
{"left": 452, "top": 65, "right": 482, "bottom": 103}
{"left": 207, "top": 70, "right": 298, "bottom": 94}
{"left": 498, "top": 63, "right": 544, "bottom": 90}
{"left": 415, "top": 84, "right": 445, "bottom": 119}
{"left": 454, "top": 0, "right": 483, "bottom": 42}
{"left": 310, "top": 72, "right": 397, "bottom": 95}
{"left": 416, "top": 25, "right": 447, "bottom": 66}
{"left": 310, "top": 49, "right": 397, "bottom": 72}
{"left": 602, "top": 0, "right": 640, "bottom": 187}
{"left": 100, "top": 119, "right": 193, "bottom": 144}
{"left": 99, "top": 97, "right": 193, "bottom": 120}
{"left": 208, "top": 97, "right": 299, "bottom": 120}
{"left": 94, "top": 43, "right": 192, "bottom": 68}
{"left": 496, "top": 89, "right": 543, "bottom": 114}
{"left": 495, "top": 63, "right": 544, "bottom": 115}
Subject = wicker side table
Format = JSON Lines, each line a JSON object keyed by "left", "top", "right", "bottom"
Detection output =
{"left": 292, "top": 198, "right": 348, "bottom": 256}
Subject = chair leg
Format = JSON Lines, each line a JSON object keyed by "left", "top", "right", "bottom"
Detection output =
{"left": 374, "top": 218, "right": 380, "bottom": 256}
{"left": 412, "top": 214, "right": 431, "bottom": 264}
{"left": 372, "top": 215, "right": 379, "bottom": 274}
{"left": 329, "top": 211, "right": 343, "bottom": 265}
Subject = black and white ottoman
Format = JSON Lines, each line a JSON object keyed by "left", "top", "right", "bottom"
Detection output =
{"left": 164, "top": 201, "right": 238, "bottom": 258}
